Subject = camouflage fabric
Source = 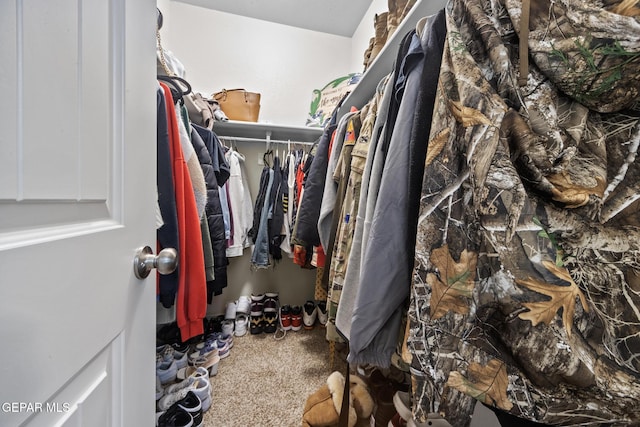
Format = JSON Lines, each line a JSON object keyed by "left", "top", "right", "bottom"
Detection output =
{"left": 326, "top": 112, "right": 361, "bottom": 342}
{"left": 327, "top": 99, "right": 380, "bottom": 342}
{"left": 408, "top": 0, "right": 640, "bottom": 425}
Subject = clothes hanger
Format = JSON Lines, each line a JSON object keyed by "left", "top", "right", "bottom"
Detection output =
{"left": 157, "top": 75, "right": 192, "bottom": 105}
{"left": 263, "top": 149, "right": 273, "bottom": 168}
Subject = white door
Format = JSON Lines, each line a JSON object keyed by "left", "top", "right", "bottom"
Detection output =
{"left": 0, "top": 0, "right": 157, "bottom": 426}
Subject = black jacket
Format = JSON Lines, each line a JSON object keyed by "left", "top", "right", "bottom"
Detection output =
{"left": 291, "top": 114, "right": 339, "bottom": 248}
{"left": 192, "top": 124, "right": 230, "bottom": 300}
{"left": 157, "top": 87, "right": 180, "bottom": 308}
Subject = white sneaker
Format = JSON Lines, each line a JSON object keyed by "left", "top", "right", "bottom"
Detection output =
{"left": 225, "top": 301, "right": 237, "bottom": 320}
{"left": 156, "top": 360, "right": 177, "bottom": 385}
{"left": 190, "top": 378, "right": 212, "bottom": 412}
{"left": 303, "top": 300, "right": 318, "bottom": 329}
{"left": 235, "top": 314, "right": 249, "bottom": 336}
{"left": 317, "top": 301, "right": 328, "bottom": 326}
{"left": 165, "top": 369, "right": 207, "bottom": 394}
{"left": 173, "top": 349, "right": 188, "bottom": 370}
{"left": 221, "top": 319, "right": 235, "bottom": 336}
{"left": 158, "top": 376, "right": 211, "bottom": 412}
{"left": 236, "top": 295, "right": 251, "bottom": 315}
{"left": 157, "top": 387, "right": 190, "bottom": 411}
{"left": 176, "top": 364, "right": 214, "bottom": 381}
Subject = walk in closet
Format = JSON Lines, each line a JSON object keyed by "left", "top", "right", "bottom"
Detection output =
{"left": 155, "top": 0, "right": 640, "bottom": 426}
{"left": 1, "top": 0, "right": 637, "bottom": 425}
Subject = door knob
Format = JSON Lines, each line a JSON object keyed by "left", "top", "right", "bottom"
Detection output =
{"left": 133, "top": 246, "right": 178, "bottom": 279}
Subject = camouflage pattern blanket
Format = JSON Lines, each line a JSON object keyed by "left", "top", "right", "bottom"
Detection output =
{"left": 408, "top": 0, "right": 640, "bottom": 425}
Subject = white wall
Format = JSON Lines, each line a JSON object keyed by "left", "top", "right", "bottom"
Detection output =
{"left": 158, "top": 1, "right": 355, "bottom": 126}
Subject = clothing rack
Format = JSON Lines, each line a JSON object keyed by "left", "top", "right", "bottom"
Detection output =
{"left": 218, "top": 135, "right": 315, "bottom": 146}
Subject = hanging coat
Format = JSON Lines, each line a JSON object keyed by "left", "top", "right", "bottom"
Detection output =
{"left": 192, "top": 124, "right": 230, "bottom": 299}
{"left": 409, "top": 1, "right": 640, "bottom": 425}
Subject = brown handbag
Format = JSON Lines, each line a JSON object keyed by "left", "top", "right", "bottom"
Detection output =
{"left": 212, "top": 88, "right": 261, "bottom": 122}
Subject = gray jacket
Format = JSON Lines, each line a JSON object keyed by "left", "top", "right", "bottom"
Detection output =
{"left": 348, "top": 23, "right": 436, "bottom": 367}
{"left": 335, "top": 74, "right": 393, "bottom": 341}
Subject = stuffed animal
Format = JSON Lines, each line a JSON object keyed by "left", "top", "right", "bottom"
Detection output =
{"left": 302, "top": 371, "right": 374, "bottom": 427}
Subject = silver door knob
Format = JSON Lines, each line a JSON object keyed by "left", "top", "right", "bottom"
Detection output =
{"left": 133, "top": 246, "right": 178, "bottom": 279}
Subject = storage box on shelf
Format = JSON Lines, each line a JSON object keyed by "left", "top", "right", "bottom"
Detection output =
{"left": 337, "top": 0, "right": 447, "bottom": 119}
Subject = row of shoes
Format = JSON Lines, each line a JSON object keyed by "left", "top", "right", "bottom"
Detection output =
{"left": 155, "top": 330, "right": 237, "bottom": 426}
{"left": 363, "top": 0, "right": 417, "bottom": 71}
{"left": 156, "top": 367, "right": 211, "bottom": 427}
{"left": 224, "top": 294, "right": 330, "bottom": 334}
{"left": 156, "top": 332, "right": 233, "bottom": 386}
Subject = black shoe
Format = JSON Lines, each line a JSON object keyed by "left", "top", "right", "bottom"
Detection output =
{"left": 157, "top": 322, "right": 181, "bottom": 345}
{"left": 250, "top": 314, "right": 264, "bottom": 334}
{"left": 175, "top": 391, "right": 202, "bottom": 426}
{"left": 263, "top": 311, "right": 278, "bottom": 334}
{"left": 157, "top": 404, "right": 193, "bottom": 427}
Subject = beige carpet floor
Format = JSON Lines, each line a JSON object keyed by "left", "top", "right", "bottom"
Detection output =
{"left": 202, "top": 326, "right": 346, "bottom": 427}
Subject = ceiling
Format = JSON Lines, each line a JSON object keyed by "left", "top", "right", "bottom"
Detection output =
{"left": 173, "top": 0, "right": 373, "bottom": 37}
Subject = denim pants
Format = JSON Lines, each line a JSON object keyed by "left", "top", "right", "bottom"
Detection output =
{"left": 250, "top": 168, "right": 273, "bottom": 267}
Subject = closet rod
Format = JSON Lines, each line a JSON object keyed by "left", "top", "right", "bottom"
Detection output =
{"left": 217, "top": 135, "right": 316, "bottom": 146}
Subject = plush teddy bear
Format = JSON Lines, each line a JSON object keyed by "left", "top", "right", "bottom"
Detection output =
{"left": 302, "top": 371, "right": 374, "bottom": 427}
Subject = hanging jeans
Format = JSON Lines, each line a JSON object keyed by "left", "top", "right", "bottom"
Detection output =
{"left": 251, "top": 168, "right": 274, "bottom": 268}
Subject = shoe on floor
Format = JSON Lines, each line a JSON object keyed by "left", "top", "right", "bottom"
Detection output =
{"left": 176, "top": 366, "right": 209, "bottom": 382}
{"left": 197, "top": 332, "right": 233, "bottom": 350}
{"left": 250, "top": 294, "right": 265, "bottom": 316}
{"left": 157, "top": 404, "right": 193, "bottom": 427}
{"left": 263, "top": 292, "right": 279, "bottom": 313}
{"left": 157, "top": 360, "right": 178, "bottom": 385}
{"left": 280, "top": 305, "right": 292, "bottom": 331}
{"left": 165, "top": 371, "right": 206, "bottom": 395}
{"left": 224, "top": 301, "right": 237, "bottom": 320}
{"left": 236, "top": 295, "right": 251, "bottom": 315}
{"left": 221, "top": 319, "right": 235, "bottom": 336}
{"left": 250, "top": 313, "right": 264, "bottom": 334}
{"left": 235, "top": 314, "right": 249, "bottom": 336}
{"left": 290, "top": 305, "right": 303, "bottom": 331}
{"left": 388, "top": 412, "right": 407, "bottom": 427}
{"left": 157, "top": 322, "right": 181, "bottom": 346}
{"left": 173, "top": 349, "right": 188, "bottom": 370}
{"left": 393, "top": 391, "right": 412, "bottom": 421}
{"left": 178, "top": 353, "right": 219, "bottom": 378}
{"left": 173, "top": 391, "right": 202, "bottom": 427}
{"left": 316, "top": 301, "right": 328, "bottom": 327}
{"left": 156, "top": 344, "right": 175, "bottom": 364}
{"left": 263, "top": 311, "right": 278, "bottom": 334}
{"left": 216, "top": 339, "right": 231, "bottom": 359}
{"left": 159, "top": 376, "right": 211, "bottom": 413}
{"left": 303, "top": 300, "right": 317, "bottom": 329}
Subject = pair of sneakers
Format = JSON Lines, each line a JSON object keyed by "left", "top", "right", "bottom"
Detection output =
{"left": 157, "top": 367, "right": 211, "bottom": 422}
{"left": 301, "top": 300, "right": 329, "bottom": 329}
{"left": 250, "top": 292, "right": 279, "bottom": 334}
{"left": 156, "top": 343, "right": 190, "bottom": 385}
{"left": 156, "top": 391, "right": 202, "bottom": 427}
{"left": 279, "top": 305, "right": 302, "bottom": 331}
{"left": 224, "top": 296, "right": 252, "bottom": 337}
